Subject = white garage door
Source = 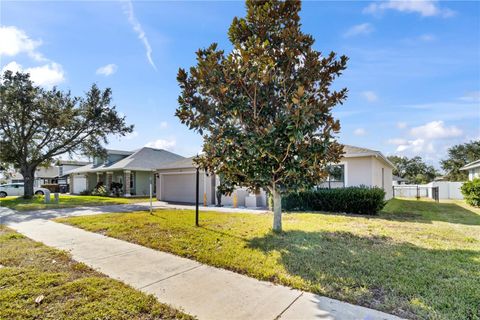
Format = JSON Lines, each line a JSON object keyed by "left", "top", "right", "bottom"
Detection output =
{"left": 161, "top": 173, "right": 203, "bottom": 203}
{"left": 72, "top": 176, "right": 87, "bottom": 194}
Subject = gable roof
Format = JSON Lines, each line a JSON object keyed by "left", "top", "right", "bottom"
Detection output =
{"left": 156, "top": 144, "right": 395, "bottom": 171}
{"left": 460, "top": 159, "right": 480, "bottom": 171}
{"left": 69, "top": 147, "right": 184, "bottom": 173}
{"left": 342, "top": 144, "right": 395, "bottom": 168}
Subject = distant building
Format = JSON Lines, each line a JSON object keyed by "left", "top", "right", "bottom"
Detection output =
{"left": 460, "top": 159, "right": 480, "bottom": 181}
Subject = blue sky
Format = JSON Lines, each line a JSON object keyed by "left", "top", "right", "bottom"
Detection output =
{"left": 1, "top": 0, "right": 479, "bottom": 169}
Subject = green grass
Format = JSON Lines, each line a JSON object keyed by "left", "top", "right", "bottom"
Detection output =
{"left": 0, "top": 225, "right": 193, "bottom": 319}
{"left": 56, "top": 198, "right": 480, "bottom": 320}
{"left": 0, "top": 195, "right": 151, "bottom": 211}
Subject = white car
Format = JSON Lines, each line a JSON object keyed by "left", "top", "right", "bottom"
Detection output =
{"left": 0, "top": 183, "right": 49, "bottom": 197}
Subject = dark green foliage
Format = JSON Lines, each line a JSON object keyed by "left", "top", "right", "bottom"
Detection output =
{"left": 461, "top": 178, "right": 480, "bottom": 207}
{"left": 0, "top": 71, "right": 133, "bottom": 198}
{"left": 282, "top": 187, "right": 386, "bottom": 215}
{"left": 175, "top": 0, "right": 348, "bottom": 231}
{"left": 387, "top": 155, "right": 438, "bottom": 184}
{"left": 441, "top": 141, "right": 480, "bottom": 181}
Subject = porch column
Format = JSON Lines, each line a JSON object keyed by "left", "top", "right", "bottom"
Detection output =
{"left": 203, "top": 171, "right": 208, "bottom": 206}
{"left": 124, "top": 170, "right": 131, "bottom": 197}
{"left": 106, "top": 172, "right": 113, "bottom": 193}
{"left": 69, "top": 174, "right": 74, "bottom": 194}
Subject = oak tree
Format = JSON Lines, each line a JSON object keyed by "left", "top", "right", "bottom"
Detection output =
{"left": 0, "top": 71, "right": 133, "bottom": 198}
{"left": 176, "top": 0, "right": 347, "bottom": 231}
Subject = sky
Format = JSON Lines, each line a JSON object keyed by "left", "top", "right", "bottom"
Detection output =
{"left": 1, "top": 0, "right": 479, "bottom": 169}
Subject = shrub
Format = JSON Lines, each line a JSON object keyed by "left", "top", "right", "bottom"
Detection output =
{"left": 91, "top": 182, "right": 109, "bottom": 197}
{"left": 79, "top": 190, "right": 91, "bottom": 196}
{"left": 41, "top": 184, "right": 60, "bottom": 192}
{"left": 461, "top": 178, "right": 480, "bottom": 207}
{"left": 282, "top": 186, "right": 386, "bottom": 215}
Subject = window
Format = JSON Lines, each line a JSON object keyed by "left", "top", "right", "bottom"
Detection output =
{"left": 320, "top": 164, "right": 345, "bottom": 188}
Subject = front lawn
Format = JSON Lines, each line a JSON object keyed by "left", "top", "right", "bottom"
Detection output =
{"left": 57, "top": 198, "right": 480, "bottom": 320}
{"left": 0, "top": 195, "right": 151, "bottom": 211}
{"left": 0, "top": 225, "right": 193, "bottom": 319}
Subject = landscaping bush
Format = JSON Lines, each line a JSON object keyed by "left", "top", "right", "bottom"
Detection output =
{"left": 79, "top": 190, "right": 91, "bottom": 196}
{"left": 282, "top": 186, "right": 386, "bottom": 215}
{"left": 41, "top": 184, "right": 59, "bottom": 193}
{"left": 91, "top": 182, "right": 109, "bottom": 197}
{"left": 461, "top": 178, "right": 480, "bottom": 207}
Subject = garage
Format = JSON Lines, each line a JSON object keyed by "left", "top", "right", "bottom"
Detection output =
{"left": 160, "top": 172, "right": 205, "bottom": 204}
{"left": 72, "top": 175, "right": 87, "bottom": 194}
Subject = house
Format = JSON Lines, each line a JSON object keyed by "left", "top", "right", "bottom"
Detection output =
{"left": 5, "top": 160, "right": 89, "bottom": 188}
{"left": 392, "top": 175, "right": 408, "bottom": 185}
{"left": 155, "top": 144, "right": 395, "bottom": 207}
{"left": 68, "top": 147, "right": 184, "bottom": 196}
{"left": 460, "top": 159, "right": 480, "bottom": 181}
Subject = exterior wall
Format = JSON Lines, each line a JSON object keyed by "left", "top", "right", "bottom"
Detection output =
{"left": 344, "top": 157, "right": 372, "bottom": 187}
{"left": 371, "top": 156, "right": 393, "bottom": 199}
{"left": 134, "top": 171, "right": 154, "bottom": 196}
{"left": 343, "top": 156, "right": 393, "bottom": 199}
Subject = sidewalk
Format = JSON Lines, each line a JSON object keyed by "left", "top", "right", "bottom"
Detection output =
{"left": 0, "top": 201, "right": 268, "bottom": 225}
{"left": 6, "top": 215, "right": 402, "bottom": 320}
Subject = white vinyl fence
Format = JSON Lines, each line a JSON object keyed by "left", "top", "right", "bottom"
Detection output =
{"left": 393, "top": 181, "right": 464, "bottom": 200}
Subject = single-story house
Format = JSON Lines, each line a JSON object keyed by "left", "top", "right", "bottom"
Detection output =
{"left": 68, "top": 147, "right": 184, "bottom": 196}
{"left": 460, "top": 159, "right": 480, "bottom": 181}
{"left": 155, "top": 144, "right": 394, "bottom": 207}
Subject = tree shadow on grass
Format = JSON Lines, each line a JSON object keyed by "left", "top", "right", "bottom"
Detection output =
{"left": 247, "top": 229, "right": 480, "bottom": 320}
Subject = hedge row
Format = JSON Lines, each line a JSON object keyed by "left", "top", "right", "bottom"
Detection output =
{"left": 281, "top": 186, "right": 386, "bottom": 215}
{"left": 461, "top": 178, "right": 480, "bottom": 207}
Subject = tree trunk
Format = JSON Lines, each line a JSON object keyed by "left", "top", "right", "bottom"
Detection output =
{"left": 272, "top": 188, "right": 282, "bottom": 232}
{"left": 21, "top": 166, "right": 35, "bottom": 199}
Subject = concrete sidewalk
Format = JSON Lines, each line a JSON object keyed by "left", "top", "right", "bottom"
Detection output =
{"left": 7, "top": 218, "right": 402, "bottom": 320}
{"left": 0, "top": 201, "right": 268, "bottom": 225}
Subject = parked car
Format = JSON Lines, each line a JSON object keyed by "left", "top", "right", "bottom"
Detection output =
{"left": 0, "top": 183, "right": 49, "bottom": 197}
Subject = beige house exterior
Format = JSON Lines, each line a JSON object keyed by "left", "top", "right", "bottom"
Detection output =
{"left": 155, "top": 145, "right": 395, "bottom": 207}
{"left": 460, "top": 159, "right": 480, "bottom": 181}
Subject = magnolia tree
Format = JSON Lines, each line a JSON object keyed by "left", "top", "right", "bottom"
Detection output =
{"left": 176, "top": 0, "right": 347, "bottom": 231}
{"left": 0, "top": 71, "right": 133, "bottom": 198}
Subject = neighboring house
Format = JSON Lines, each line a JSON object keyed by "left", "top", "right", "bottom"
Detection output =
{"left": 5, "top": 160, "right": 89, "bottom": 187}
{"left": 392, "top": 175, "right": 408, "bottom": 185}
{"left": 155, "top": 144, "right": 395, "bottom": 207}
{"left": 460, "top": 159, "right": 480, "bottom": 181}
{"left": 68, "top": 147, "right": 184, "bottom": 196}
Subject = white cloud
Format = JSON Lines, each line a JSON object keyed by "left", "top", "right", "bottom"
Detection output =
{"left": 409, "top": 120, "right": 462, "bottom": 139}
{"left": 361, "top": 90, "right": 378, "bottom": 102}
{"left": 459, "top": 91, "right": 480, "bottom": 102}
{"left": 354, "top": 128, "right": 367, "bottom": 136}
{"left": 363, "top": 0, "right": 455, "bottom": 18}
{"left": 0, "top": 26, "right": 44, "bottom": 61}
{"left": 159, "top": 121, "right": 168, "bottom": 129}
{"left": 2, "top": 61, "right": 65, "bottom": 88}
{"left": 122, "top": 0, "right": 156, "bottom": 70}
{"left": 96, "top": 64, "right": 118, "bottom": 76}
{"left": 396, "top": 122, "right": 408, "bottom": 129}
{"left": 396, "top": 138, "right": 435, "bottom": 153}
{"left": 145, "top": 139, "right": 176, "bottom": 151}
{"left": 388, "top": 138, "right": 407, "bottom": 145}
{"left": 419, "top": 34, "right": 436, "bottom": 42}
{"left": 343, "top": 23, "right": 374, "bottom": 38}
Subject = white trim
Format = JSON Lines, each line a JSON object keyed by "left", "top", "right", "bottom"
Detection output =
{"left": 158, "top": 171, "right": 196, "bottom": 175}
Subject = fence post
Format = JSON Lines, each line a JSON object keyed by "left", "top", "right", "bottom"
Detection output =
{"left": 416, "top": 185, "right": 420, "bottom": 200}
{"left": 392, "top": 186, "right": 395, "bottom": 198}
